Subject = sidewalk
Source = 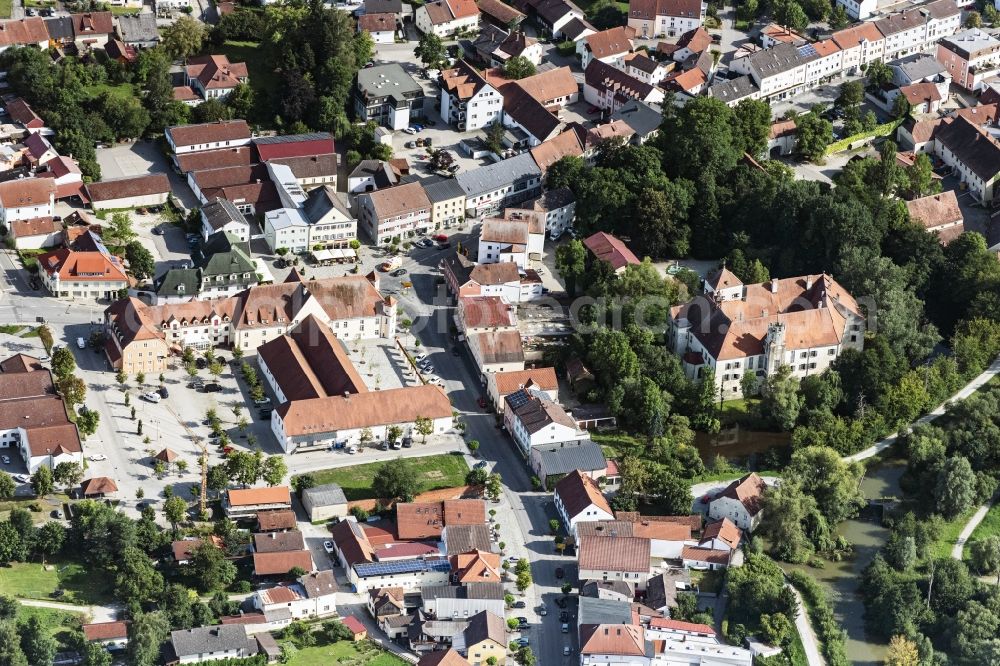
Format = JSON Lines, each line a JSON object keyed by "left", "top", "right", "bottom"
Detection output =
{"left": 952, "top": 494, "right": 998, "bottom": 561}
{"left": 786, "top": 584, "right": 824, "bottom": 666}
{"left": 846, "top": 355, "right": 1000, "bottom": 463}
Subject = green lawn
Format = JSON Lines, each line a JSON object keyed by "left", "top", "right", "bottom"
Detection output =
{"left": 691, "top": 569, "right": 725, "bottom": 594}
{"left": 0, "top": 325, "right": 23, "bottom": 335}
{"left": 0, "top": 560, "right": 114, "bottom": 605}
{"left": 214, "top": 40, "right": 277, "bottom": 124}
{"left": 931, "top": 509, "right": 976, "bottom": 560}
{"left": 0, "top": 0, "right": 11, "bottom": 18}
{"left": 284, "top": 639, "right": 407, "bottom": 666}
{"left": 83, "top": 83, "right": 138, "bottom": 101}
{"left": 16, "top": 605, "right": 87, "bottom": 648}
{"left": 300, "top": 454, "right": 470, "bottom": 501}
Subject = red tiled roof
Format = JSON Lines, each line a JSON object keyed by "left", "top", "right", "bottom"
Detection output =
{"left": 649, "top": 617, "right": 715, "bottom": 635}
{"left": 341, "top": 615, "right": 367, "bottom": 635}
{"left": 583, "top": 231, "right": 640, "bottom": 270}
{"left": 700, "top": 518, "right": 740, "bottom": 549}
{"left": 82, "top": 621, "right": 128, "bottom": 642}
{"left": 228, "top": 486, "right": 291, "bottom": 507}
{"left": 252, "top": 550, "right": 314, "bottom": 575}
{"left": 555, "top": 469, "right": 612, "bottom": 521}
{"left": 681, "top": 545, "right": 730, "bottom": 565}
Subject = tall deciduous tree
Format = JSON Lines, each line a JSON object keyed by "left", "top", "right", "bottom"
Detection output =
{"left": 934, "top": 456, "right": 977, "bottom": 518}
{"left": 415, "top": 32, "right": 446, "bottom": 69}
{"left": 30, "top": 466, "right": 53, "bottom": 498}
{"left": 161, "top": 16, "right": 205, "bottom": 59}
{"left": 127, "top": 612, "right": 170, "bottom": 666}
{"left": 732, "top": 98, "right": 773, "bottom": 158}
{"left": 372, "top": 459, "right": 418, "bottom": 502}
{"left": 19, "top": 615, "right": 55, "bottom": 666}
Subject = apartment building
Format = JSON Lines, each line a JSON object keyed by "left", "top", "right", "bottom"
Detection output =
{"left": 937, "top": 29, "right": 1000, "bottom": 92}
{"left": 358, "top": 181, "right": 433, "bottom": 244}
{"left": 440, "top": 61, "right": 504, "bottom": 131}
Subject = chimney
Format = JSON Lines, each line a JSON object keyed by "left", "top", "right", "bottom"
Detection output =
{"left": 806, "top": 276, "right": 813, "bottom": 289}
{"left": 770, "top": 279, "right": 778, "bottom": 294}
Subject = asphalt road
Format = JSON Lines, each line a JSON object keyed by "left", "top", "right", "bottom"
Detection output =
{"left": 380, "top": 233, "right": 579, "bottom": 665}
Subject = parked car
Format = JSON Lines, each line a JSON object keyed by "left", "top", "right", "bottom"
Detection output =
{"left": 433, "top": 234, "right": 448, "bottom": 242}
{"left": 474, "top": 460, "right": 488, "bottom": 469}
{"left": 259, "top": 408, "right": 273, "bottom": 419}
{"left": 347, "top": 445, "right": 358, "bottom": 454}
{"left": 254, "top": 396, "right": 271, "bottom": 406}
{"left": 512, "top": 601, "right": 526, "bottom": 609}
{"left": 195, "top": 358, "right": 207, "bottom": 369}
{"left": 516, "top": 638, "right": 530, "bottom": 647}
{"left": 0, "top": 456, "right": 9, "bottom": 464}
{"left": 402, "top": 436, "right": 413, "bottom": 448}
{"left": 158, "top": 386, "right": 169, "bottom": 398}
{"left": 141, "top": 391, "right": 161, "bottom": 403}
{"left": 88, "top": 454, "right": 107, "bottom": 462}
{"left": 559, "top": 610, "right": 570, "bottom": 622}
{"left": 405, "top": 141, "right": 417, "bottom": 149}
{"left": 403, "top": 127, "right": 418, "bottom": 135}
{"left": 563, "top": 646, "right": 572, "bottom": 656}
{"left": 391, "top": 268, "right": 407, "bottom": 277}
{"left": 76, "top": 337, "right": 86, "bottom": 349}
{"left": 555, "top": 567, "right": 564, "bottom": 579}
{"left": 516, "top": 617, "right": 528, "bottom": 625}
{"left": 13, "top": 474, "right": 29, "bottom": 483}
{"left": 203, "top": 383, "right": 223, "bottom": 393}
{"left": 323, "top": 541, "right": 335, "bottom": 554}
{"left": 537, "top": 605, "right": 547, "bottom": 616}
{"left": 561, "top": 623, "right": 569, "bottom": 633}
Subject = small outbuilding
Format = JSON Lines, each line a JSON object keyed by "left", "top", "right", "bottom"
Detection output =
{"left": 301, "top": 483, "right": 349, "bottom": 522}
{"left": 80, "top": 476, "right": 118, "bottom": 498}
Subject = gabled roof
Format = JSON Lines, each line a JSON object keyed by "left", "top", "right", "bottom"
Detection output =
{"left": 70, "top": 11, "right": 113, "bottom": 37}
{"left": 186, "top": 54, "right": 249, "bottom": 90}
{"left": 585, "top": 26, "right": 635, "bottom": 60}
{"left": 254, "top": 132, "right": 335, "bottom": 161}
{"left": 257, "top": 509, "right": 297, "bottom": 531}
{"left": 167, "top": 120, "right": 251, "bottom": 149}
{"left": 583, "top": 231, "right": 640, "bottom": 270}
{"left": 86, "top": 174, "right": 170, "bottom": 203}
{"left": 554, "top": 469, "right": 612, "bottom": 520}
{"left": 535, "top": 440, "right": 607, "bottom": 476}
{"left": 171, "top": 625, "right": 248, "bottom": 658}
{"left": 0, "top": 178, "right": 54, "bottom": 209}
{"left": 462, "top": 611, "right": 506, "bottom": 646}
{"left": 906, "top": 190, "right": 962, "bottom": 231}
{"left": 529, "top": 129, "right": 583, "bottom": 172}
{"left": 359, "top": 12, "right": 396, "bottom": 32}
{"left": 477, "top": 0, "right": 526, "bottom": 24}
{"left": 177, "top": 147, "right": 252, "bottom": 174}
{"left": 580, "top": 623, "right": 648, "bottom": 656}
{"left": 0, "top": 17, "right": 49, "bottom": 46}
{"left": 578, "top": 534, "right": 650, "bottom": 572}
{"left": 82, "top": 621, "right": 129, "bottom": 642}
{"left": 80, "top": 477, "right": 118, "bottom": 496}
{"left": 706, "top": 266, "right": 742, "bottom": 291}
{"left": 701, "top": 518, "right": 741, "bottom": 549}
{"left": 418, "top": 650, "right": 472, "bottom": 666}
{"left": 715, "top": 472, "right": 766, "bottom": 516}
{"left": 493, "top": 367, "right": 558, "bottom": 395}
{"left": 253, "top": 530, "right": 305, "bottom": 553}
{"left": 934, "top": 116, "right": 1000, "bottom": 182}
{"left": 627, "top": 0, "right": 701, "bottom": 20}
{"left": 470, "top": 329, "right": 524, "bottom": 366}
{"left": 252, "top": 550, "right": 315, "bottom": 576}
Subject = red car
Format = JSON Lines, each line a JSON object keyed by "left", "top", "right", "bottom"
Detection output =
{"left": 433, "top": 234, "right": 448, "bottom": 242}
{"left": 478, "top": 397, "right": 487, "bottom": 409}
{"left": 587, "top": 106, "right": 601, "bottom": 115}
{"left": 223, "top": 446, "right": 235, "bottom": 455}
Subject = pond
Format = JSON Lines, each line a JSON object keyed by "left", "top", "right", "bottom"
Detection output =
{"left": 694, "top": 428, "right": 791, "bottom": 463}
{"left": 783, "top": 461, "right": 905, "bottom": 666}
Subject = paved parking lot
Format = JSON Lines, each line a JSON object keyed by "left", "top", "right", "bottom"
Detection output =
{"left": 95, "top": 141, "right": 200, "bottom": 210}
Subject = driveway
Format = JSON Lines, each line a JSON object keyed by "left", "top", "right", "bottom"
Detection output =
{"left": 95, "top": 142, "right": 200, "bottom": 210}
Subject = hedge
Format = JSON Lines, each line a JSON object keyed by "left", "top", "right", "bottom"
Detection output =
{"left": 788, "top": 570, "right": 850, "bottom": 666}
{"left": 824, "top": 118, "right": 904, "bottom": 156}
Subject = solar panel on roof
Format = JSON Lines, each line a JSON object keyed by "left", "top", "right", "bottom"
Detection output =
{"left": 506, "top": 389, "right": 531, "bottom": 410}
{"left": 354, "top": 558, "right": 451, "bottom": 577}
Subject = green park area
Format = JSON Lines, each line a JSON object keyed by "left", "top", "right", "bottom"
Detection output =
{"left": 0, "top": 560, "right": 114, "bottom": 605}
{"left": 300, "top": 454, "right": 470, "bottom": 501}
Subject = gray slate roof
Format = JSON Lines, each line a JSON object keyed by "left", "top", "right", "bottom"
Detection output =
{"left": 254, "top": 132, "right": 334, "bottom": 146}
{"left": 455, "top": 152, "right": 540, "bottom": 198}
{"left": 201, "top": 198, "right": 245, "bottom": 233}
{"left": 443, "top": 524, "right": 493, "bottom": 555}
{"left": 302, "top": 483, "right": 348, "bottom": 508}
{"left": 611, "top": 100, "right": 662, "bottom": 138}
{"left": 535, "top": 439, "right": 606, "bottom": 476}
{"left": 888, "top": 53, "right": 946, "bottom": 83}
{"left": 303, "top": 186, "right": 352, "bottom": 224}
{"left": 171, "top": 625, "right": 249, "bottom": 658}
{"left": 707, "top": 74, "right": 758, "bottom": 103}
{"left": 423, "top": 176, "right": 467, "bottom": 203}
{"left": 748, "top": 42, "right": 815, "bottom": 79}
{"left": 578, "top": 596, "right": 634, "bottom": 626}
{"left": 116, "top": 13, "right": 158, "bottom": 44}
{"left": 421, "top": 582, "right": 505, "bottom": 600}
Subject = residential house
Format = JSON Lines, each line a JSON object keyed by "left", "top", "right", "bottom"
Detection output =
{"left": 876, "top": 3, "right": 947, "bottom": 62}
{"left": 905, "top": 190, "right": 964, "bottom": 244}
{"left": 170, "top": 625, "right": 252, "bottom": 664}
{"left": 467, "top": 329, "right": 524, "bottom": 376}
{"left": 584, "top": 59, "right": 664, "bottom": 112}
{"left": 0, "top": 17, "right": 51, "bottom": 52}
{"left": 494, "top": 65, "right": 579, "bottom": 107}
{"left": 932, "top": 116, "right": 1000, "bottom": 204}
{"left": 707, "top": 73, "right": 761, "bottom": 106}
{"left": 416, "top": 0, "right": 480, "bottom": 37}
{"left": 253, "top": 571, "right": 338, "bottom": 620}
{"left": 85, "top": 173, "right": 171, "bottom": 211}
{"left": 708, "top": 472, "right": 767, "bottom": 532}
{"left": 263, "top": 185, "right": 355, "bottom": 253}
{"left": 225, "top": 486, "right": 292, "bottom": 519}
{"left": 492, "top": 30, "right": 542, "bottom": 66}
{"left": 623, "top": 51, "right": 672, "bottom": 86}
{"left": 610, "top": 99, "right": 662, "bottom": 145}
{"left": 180, "top": 54, "right": 248, "bottom": 103}
{"left": 836, "top": 0, "right": 875, "bottom": 19}
{"left": 172, "top": 536, "right": 222, "bottom": 564}
{"left": 455, "top": 152, "right": 542, "bottom": 216}
{"left": 530, "top": 439, "right": 607, "bottom": 490}
{"left": 452, "top": 611, "right": 506, "bottom": 666}
{"left": 897, "top": 81, "right": 944, "bottom": 114}
{"left": 408, "top": 612, "right": 470, "bottom": 653}
{"left": 768, "top": 118, "right": 797, "bottom": 157}
{"left": 579, "top": 26, "right": 635, "bottom": 70}
{"left": 165, "top": 120, "right": 253, "bottom": 157}
{"left": 477, "top": 215, "right": 543, "bottom": 267}
{"left": 6, "top": 216, "right": 60, "bottom": 250}
{"left": 359, "top": 12, "right": 398, "bottom": 43}
{"left": 257, "top": 509, "right": 297, "bottom": 532}
{"left": 937, "top": 29, "right": 1000, "bottom": 92}
{"left": 43, "top": 16, "right": 74, "bottom": 48}
{"left": 647, "top": 619, "right": 753, "bottom": 664}
{"left": 456, "top": 295, "right": 517, "bottom": 334}
{"left": 440, "top": 61, "right": 504, "bottom": 131}
{"left": 505, "top": 187, "right": 575, "bottom": 239}
{"left": 478, "top": 0, "right": 526, "bottom": 28}
{"left": 23, "top": 133, "right": 57, "bottom": 166}
{"left": 0, "top": 354, "right": 84, "bottom": 473}
{"left": 729, "top": 41, "right": 813, "bottom": 102}
{"left": 582, "top": 231, "right": 640, "bottom": 273}
{"left": 700, "top": 518, "right": 741, "bottom": 550}
{"left": 561, "top": 16, "right": 596, "bottom": 43}
{"left": 153, "top": 231, "right": 257, "bottom": 304}
{"left": 115, "top": 13, "right": 159, "bottom": 47}
{"left": 348, "top": 158, "right": 411, "bottom": 194}
{"left": 668, "top": 272, "right": 866, "bottom": 397}
{"left": 0, "top": 178, "right": 54, "bottom": 225}
{"left": 102, "top": 297, "right": 172, "bottom": 375}
{"left": 449, "top": 550, "right": 502, "bottom": 584}
{"left": 424, "top": 177, "right": 468, "bottom": 228}
{"left": 175, "top": 146, "right": 253, "bottom": 175}
{"left": 358, "top": 180, "right": 432, "bottom": 244}
{"left": 82, "top": 622, "right": 128, "bottom": 651}
{"left": 369, "top": 586, "right": 406, "bottom": 620}
{"left": 156, "top": 0, "right": 192, "bottom": 13}
{"left": 421, "top": 583, "right": 506, "bottom": 619}
{"left": 529, "top": 129, "right": 584, "bottom": 174}
{"left": 37, "top": 231, "right": 128, "bottom": 300}
{"left": 529, "top": 0, "right": 585, "bottom": 39}
{"left": 760, "top": 22, "right": 807, "bottom": 48}
{"left": 356, "top": 64, "right": 425, "bottom": 131}
{"left": 831, "top": 23, "right": 886, "bottom": 75}
{"left": 504, "top": 388, "right": 588, "bottom": 457}
{"left": 890, "top": 52, "right": 950, "bottom": 86}
{"left": 554, "top": 470, "right": 615, "bottom": 536}
{"left": 200, "top": 198, "right": 250, "bottom": 243}
{"left": 578, "top": 534, "right": 653, "bottom": 590}
{"left": 581, "top": 580, "right": 634, "bottom": 602}
{"left": 471, "top": 24, "right": 509, "bottom": 64}
{"left": 39, "top": 155, "right": 85, "bottom": 202}
{"left": 70, "top": 12, "right": 113, "bottom": 51}
{"left": 301, "top": 483, "right": 349, "bottom": 522}
{"left": 802, "top": 39, "right": 844, "bottom": 86}
{"left": 486, "top": 366, "right": 558, "bottom": 410}
{"left": 6, "top": 98, "right": 44, "bottom": 132}
{"left": 499, "top": 83, "right": 564, "bottom": 147}
{"left": 643, "top": 571, "right": 693, "bottom": 613}
{"left": 626, "top": 0, "right": 704, "bottom": 39}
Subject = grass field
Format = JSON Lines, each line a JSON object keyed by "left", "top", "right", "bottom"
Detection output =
{"left": 0, "top": 0, "right": 11, "bottom": 18}
{"left": 931, "top": 508, "right": 976, "bottom": 560}
{"left": 284, "top": 640, "right": 407, "bottom": 666}
{"left": 83, "top": 83, "right": 138, "bottom": 101}
{"left": 215, "top": 40, "right": 277, "bottom": 124}
{"left": 301, "top": 454, "right": 470, "bottom": 501}
{"left": 965, "top": 501, "right": 1000, "bottom": 556}
{"left": 0, "top": 325, "right": 23, "bottom": 334}
{"left": 16, "top": 605, "right": 87, "bottom": 648}
{"left": 0, "top": 560, "right": 114, "bottom": 605}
